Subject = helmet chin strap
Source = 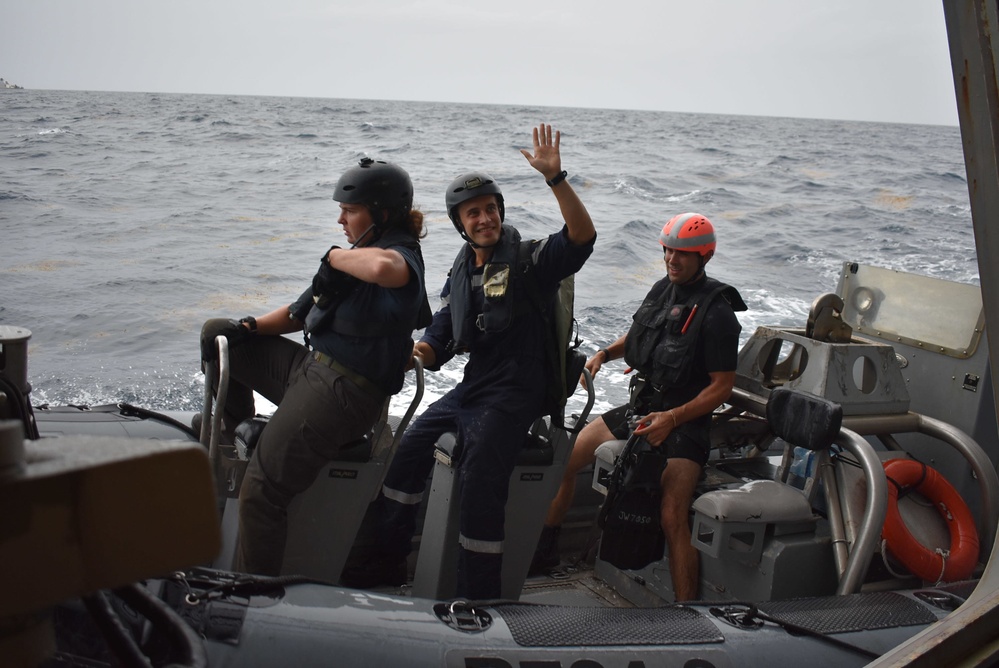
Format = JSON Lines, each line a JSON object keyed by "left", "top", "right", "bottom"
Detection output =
{"left": 457, "top": 228, "right": 477, "bottom": 247}
{"left": 351, "top": 208, "right": 392, "bottom": 248}
{"left": 351, "top": 222, "right": 379, "bottom": 249}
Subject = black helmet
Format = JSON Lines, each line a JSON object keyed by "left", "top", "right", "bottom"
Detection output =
{"left": 445, "top": 172, "right": 505, "bottom": 241}
{"left": 334, "top": 158, "right": 414, "bottom": 225}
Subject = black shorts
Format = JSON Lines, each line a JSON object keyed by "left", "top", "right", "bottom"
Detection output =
{"left": 601, "top": 404, "right": 710, "bottom": 466}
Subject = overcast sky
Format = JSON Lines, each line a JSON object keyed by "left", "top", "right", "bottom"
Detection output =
{"left": 5, "top": 0, "right": 958, "bottom": 126}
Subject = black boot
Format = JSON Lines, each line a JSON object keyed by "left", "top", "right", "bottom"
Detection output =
{"left": 191, "top": 412, "right": 235, "bottom": 445}
{"left": 528, "top": 525, "right": 561, "bottom": 575}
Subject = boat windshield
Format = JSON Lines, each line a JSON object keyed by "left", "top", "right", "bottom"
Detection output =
{"left": 837, "top": 262, "right": 984, "bottom": 359}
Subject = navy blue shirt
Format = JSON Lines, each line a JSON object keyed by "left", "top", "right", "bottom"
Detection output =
{"left": 421, "top": 225, "right": 594, "bottom": 407}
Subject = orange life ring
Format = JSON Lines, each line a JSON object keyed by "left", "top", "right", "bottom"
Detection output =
{"left": 881, "top": 458, "right": 979, "bottom": 582}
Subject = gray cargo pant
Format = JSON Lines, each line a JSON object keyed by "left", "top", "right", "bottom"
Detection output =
{"left": 200, "top": 318, "right": 385, "bottom": 575}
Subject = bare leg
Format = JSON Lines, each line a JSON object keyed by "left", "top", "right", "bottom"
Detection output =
{"left": 660, "top": 458, "right": 702, "bottom": 601}
{"left": 544, "top": 417, "right": 615, "bottom": 526}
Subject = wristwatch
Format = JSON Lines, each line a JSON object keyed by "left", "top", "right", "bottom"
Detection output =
{"left": 546, "top": 170, "right": 568, "bottom": 187}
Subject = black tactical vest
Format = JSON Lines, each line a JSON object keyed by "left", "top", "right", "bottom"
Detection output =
{"left": 624, "top": 275, "right": 743, "bottom": 400}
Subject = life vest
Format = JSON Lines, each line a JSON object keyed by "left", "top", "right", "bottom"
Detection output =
{"left": 303, "top": 228, "right": 431, "bottom": 338}
{"left": 447, "top": 226, "right": 537, "bottom": 351}
{"left": 624, "top": 274, "right": 745, "bottom": 401}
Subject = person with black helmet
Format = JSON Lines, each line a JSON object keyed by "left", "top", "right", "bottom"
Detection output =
{"left": 530, "top": 212, "right": 747, "bottom": 601}
{"left": 347, "top": 124, "right": 596, "bottom": 598}
{"left": 198, "top": 158, "right": 431, "bottom": 576}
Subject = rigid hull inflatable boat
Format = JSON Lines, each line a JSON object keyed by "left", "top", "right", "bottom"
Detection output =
{"left": 6, "top": 2, "right": 999, "bottom": 665}
{"left": 5, "top": 259, "right": 993, "bottom": 668}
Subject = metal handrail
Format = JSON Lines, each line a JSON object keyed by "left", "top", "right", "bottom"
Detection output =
{"left": 365, "top": 358, "right": 425, "bottom": 502}
{"left": 391, "top": 357, "right": 424, "bottom": 454}
{"left": 832, "top": 427, "right": 888, "bottom": 595}
{"left": 571, "top": 368, "right": 596, "bottom": 441}
{"left": 728, "top": 385, "right": 999, "bottom": 593}
{"left": 843, "top": 412, "right": 999, "bottom": 554}
{"left": 201, "top": 335, "right": 229, "bottom": 501}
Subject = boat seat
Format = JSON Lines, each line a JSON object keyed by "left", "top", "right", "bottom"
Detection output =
{"left": 412, "top": 419, "right": 573, "bottom": 600}
{"left": 592, "top": 439, "right": 628, "bottom": 495}
{"left": 213, "top": 408, "right": 397, "bottom": 578}
{"left": 690, "top": 480, "right": 816, "bottom": 566}
{"left": 211, "top": 358, "right": 425, "bottom": 583}
{"left": 411, "top": 370, "right": 594, "bottom": 600}
{"left": 690, "top": 388, "right": 841, "bottom": 567}
{"left": 280, "top": 409, "right": 404, "bottom": 582}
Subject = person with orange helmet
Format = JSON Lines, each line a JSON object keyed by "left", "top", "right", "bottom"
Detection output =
{"left": 531, "top": 212, "right": 747, "bottom": 602}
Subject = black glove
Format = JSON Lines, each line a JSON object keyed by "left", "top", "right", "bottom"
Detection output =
{"left": 312, "top": 246, "right": 356, "bottom": 308}
{"left": 201, "top": 318, "right": 255, "bottom": 363}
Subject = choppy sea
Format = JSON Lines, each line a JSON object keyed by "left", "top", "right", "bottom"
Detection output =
{"left": 0, "top": 90, "right": 977, "bottom": 419}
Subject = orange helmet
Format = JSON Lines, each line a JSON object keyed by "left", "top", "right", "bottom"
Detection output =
{"left": 659, "top": 213, "right": 716, "bottom": 256}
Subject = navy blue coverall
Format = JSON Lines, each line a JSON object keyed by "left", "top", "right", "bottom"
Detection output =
{"left": 379, "top": 223, "right": 594, "bottom": 599}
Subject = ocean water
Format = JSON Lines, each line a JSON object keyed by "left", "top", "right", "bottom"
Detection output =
{"left": 0, "top": 90, "right": 977, "bottom": 418}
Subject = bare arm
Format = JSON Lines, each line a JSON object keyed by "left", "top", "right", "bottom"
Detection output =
{"left": 633, "top": 370, "right": 736, "bottom": 447}
{"left": 327, "top": 246, "right": 411, "bottom": 288}
{"left": 254, "top": 304, "right": 306, "bottom": 336}
{"left": 520, "top": 124, "right": 596, "bottom": 246}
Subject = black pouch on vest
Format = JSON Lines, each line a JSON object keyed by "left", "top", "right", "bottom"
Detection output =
{"left": 597, "top": 432, "right": 667, "bottom": 570}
